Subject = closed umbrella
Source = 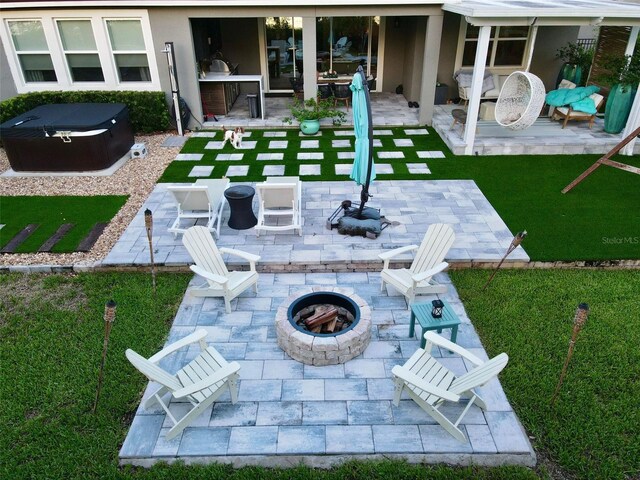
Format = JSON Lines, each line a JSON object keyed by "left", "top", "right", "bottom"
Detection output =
{"left": 349, "top": 65, "right": 375, "bottom": 217}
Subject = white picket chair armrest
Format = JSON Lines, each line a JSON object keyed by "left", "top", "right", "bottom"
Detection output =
{"left": 148, "top": 329, "right": 208, "bottom": 363}
{"left": 190, "top": 265, "right": 229, "bottom": 286}
{"left": 424, "top": 331, "right": 484, "bottom": 366}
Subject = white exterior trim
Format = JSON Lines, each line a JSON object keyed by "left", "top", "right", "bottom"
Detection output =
{"left": 0, "top": 9, "right": 161, "bottom": 94}
{"left": 3, "top": 0, "right": 444, "bottom": 8}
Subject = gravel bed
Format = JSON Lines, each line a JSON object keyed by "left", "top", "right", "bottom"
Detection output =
{"left": 0, "top": 133, "right": 181, "bottom": 267}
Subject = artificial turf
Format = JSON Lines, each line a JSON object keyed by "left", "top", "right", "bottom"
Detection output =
{"left": 0, "top": 195, "right": 128, "bottom": 253}
{"left": 159, "top": 127, "right": 640, "bottom": 261}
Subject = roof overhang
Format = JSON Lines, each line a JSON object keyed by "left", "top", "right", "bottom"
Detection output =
{"left": 443, "top": 0, "right": 640, "bottom": 27}
{"left": 0, "top": 0, "right": 445, "bottom": 9}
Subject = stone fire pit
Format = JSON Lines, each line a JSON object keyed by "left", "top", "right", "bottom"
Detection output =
{"left": 275, "top": 287, "right": 371, "bottom": 366}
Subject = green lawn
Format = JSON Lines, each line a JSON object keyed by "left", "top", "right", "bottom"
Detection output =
{"left": 2, "top": 270, "right": 638, "bottom": 479}
{"left": 0, "top": 196, "right": 128, "bottom": 253}
{"left": 450, "top": 269, "right": 640, "bottom": 480}
{"left": 159, "top": 127, "right": 640, "bottom": 262}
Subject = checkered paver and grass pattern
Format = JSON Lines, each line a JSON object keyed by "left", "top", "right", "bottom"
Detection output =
{"left": 119, "top": 272, "right": 535, "bottom": 467}
{"left": 159, "top": 127, "right": 449, "bottom": 184}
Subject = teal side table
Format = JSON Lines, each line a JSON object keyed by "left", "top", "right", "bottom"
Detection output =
{"left": 409, "top": 300, "right": 461, "bottom": 348}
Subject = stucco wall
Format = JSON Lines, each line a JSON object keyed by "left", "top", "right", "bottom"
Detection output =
{"left": 1, "top": 38, "right": 18, "bottom": 101}
{"left": 530, "top": 26, "right": 580, "bottom": 90}
{"left": 437, "top": 12, "right": 460, "bottom": 102}
{"left": 382, "top": 18, "right": 405, "bottom": 93}
{"left": 402, "top": 17, "right": 427, "bottom": 104}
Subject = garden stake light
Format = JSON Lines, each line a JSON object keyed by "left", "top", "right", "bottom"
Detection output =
{"left": 482, "top": 230, "right": 527, "bottom": 290}
{"left": 144, "top": 208, "right": 157, "bottom": 293}
{"left": 551, "top": 303, "right": 589, "bottom": 405}
{"left": 93, "top": 300, "right": 116, "bottom": 413}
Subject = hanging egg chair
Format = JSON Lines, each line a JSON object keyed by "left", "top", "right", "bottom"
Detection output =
{"left": 495, "top": 71, "right": 546, "bottom": 130}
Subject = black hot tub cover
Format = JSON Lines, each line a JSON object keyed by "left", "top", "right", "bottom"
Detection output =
{"left": 0, "top": 103, "right": 129, "bottom": 139}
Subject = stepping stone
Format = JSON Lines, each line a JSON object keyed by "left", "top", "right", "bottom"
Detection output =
{"left": 377, "top": 151, "right": 405, "bottom": 159}
{"left": 77, "top": 222, "right": 108, "bottom": 252}
{"left": 226, "top": 165, "right": 249, "bottom": 176}
{"left": 334, "top": 130, "right": 354, "bottom": 136}
{"left": 241, "top": 131, "right": 253, "bottom": 137}
{"left": 431, "top": 151, "right": 446, "bottom": 158}
{"left": 239, "top": 141, "right": 257, "bottom": 149}
{"left": 0, "top": 224, "right": 39, "bottom": 253}
{"left": 297, "top": 152, "right": 324, "bottom": 160}
{"left": 299, "top": 131, "right": 322, "bottom": 137}
{"left": 205, "top": 141, "right": 224, "bottom": 149}
{"left": 375, "top": 164, "right": 394, "bottom": 174}
{"left": 161, "top": 136, "right": 188, "bottom": 147}
{"left": 264, "top": 131, "right": 287, "bottom": 137}
{"left": 337, "top": 152, "right": 355, "bottom": 160}
{"left": 373, "top": 139, "right": 382, "bottom": 147}
{"left": 38, "top": 223, "right": 74, "bottom": 252}
{"left": 188, "top": 166, "right": 214, "bottom": 177}
{"left": 332, "top": 140, "right": 351, "bottom": 148}
{"left": 335, "top": 164, "right": 352, "bottom": 175}
{"left": 406, "top": 163, "right": 431, "bottom": 174}
{"left": 417, "top": 151, "right": 445, "bottom": 159}
{"left": 191, "top": 132, "right": 217, "bottom": 137}
{"left": 299, "top": 164, "right": 321, "bottom": 176}
{"left": 216, "top": 153, "right": 244, "bottom": 161}
{"left": 301, "top": 140, "right": 319, "bottom": 148}
{"left": 263, "top": 165, "right": 285, "bottom": 176}
{"left": 257, "top": 153, "right": 284, "bottom": 161}
{"left": 269, "top": 141, "right": 288, "bottom": 149}
{"left": 393, "top": 139, "right": 414, "bottom": 147}
{"left": 174, "top": 153, "right": 203, "bottom": 161}
{"left": 404, "top": 128, "right": 429, "bottom": 135}
{"left": 373, "top": 129, "right": 393, "bottom": 135}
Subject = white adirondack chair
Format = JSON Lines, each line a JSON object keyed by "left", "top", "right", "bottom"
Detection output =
{"left": 392, "top": 331, "right": 509, "bottom": 442}
{"left": 126, "top": 329, "right": 241, "bottom": 440}
{"left": 378, "top": 223, "right": 455, "bottom": 306}
{"left": 182, "top": 226, "right": 260, "bottom": 313}
{"left": 255, "top": 176, "right": 302, "bottom": 236}
{"left": 167, "top": 178, "right": 230, "bottom": 239}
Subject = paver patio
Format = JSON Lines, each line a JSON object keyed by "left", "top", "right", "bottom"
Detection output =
{"left": 103, "top": 180, "right": 529, "bottom": 269}
{"left": 119, "top": 272, "right": 535, "bottom": 468}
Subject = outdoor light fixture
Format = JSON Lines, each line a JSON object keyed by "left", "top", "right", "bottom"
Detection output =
{"left": 431, "top": 299, "right": 444, "bottom": 318}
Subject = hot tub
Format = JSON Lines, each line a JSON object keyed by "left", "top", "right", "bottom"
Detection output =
{"left": 0, "top": 103, "right": 134, "bottom": 172}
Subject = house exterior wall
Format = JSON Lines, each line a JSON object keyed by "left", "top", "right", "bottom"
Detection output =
{"left": 402, "top": 17, "right": 427, "bottom": 104}
{"left": 529, "top": 26, "right": 580, "bottom": 90}
{"left": 381, "top": 18, "right": 405, "bottom": 94}
{"left": 437, "top": 12, "right": 461, "bottom": 102}
{"left": 1, "top": 38, "right": 18, "bottom": 101}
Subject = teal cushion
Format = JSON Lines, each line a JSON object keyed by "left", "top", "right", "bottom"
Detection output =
{"left": 546, "top": 85, "right": 600, "bottom": 107}
{"left": 570, "top": 97, "right": 598, "bottom": 115}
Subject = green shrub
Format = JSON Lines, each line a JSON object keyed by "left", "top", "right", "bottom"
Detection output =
{"left": 0, "top": 91, "right": 171, "bottom": 133}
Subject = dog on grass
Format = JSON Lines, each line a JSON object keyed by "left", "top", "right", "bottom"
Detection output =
{"left": 221, "top": 126, "right": 245, "bottom": 149}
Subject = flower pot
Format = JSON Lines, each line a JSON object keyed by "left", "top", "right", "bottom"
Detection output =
{"left": 556, "top": 63, "right": 582, "bottom": 87}
{"left": 300, "top": 119, "right": 320, "bottom": 135}
{"left": 604, "top": 84, "right": 637, "bottom": 134}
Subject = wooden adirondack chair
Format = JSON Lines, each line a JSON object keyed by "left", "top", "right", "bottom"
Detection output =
{"left": 378, "top": 224, "right": 455, "bottom": 306}
{"left": 126, "top": 329, "right": 241, "bottom": 440}
{"left": 182, "top": 226, "right": 260, "bottom": 313}
{"left": 255, "top": 176, "right": 302, "bottom": 236}
{"left": 392, "top": 331, "right": 509, "bottom": 442}
{"left": 167, "top": 178, "right": 230, "bottom": 239}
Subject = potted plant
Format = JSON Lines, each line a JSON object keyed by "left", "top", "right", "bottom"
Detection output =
{"left": 598, "top": 53, "right": 640, "bottom": 134}
{"left": 555, "top": 42, "right": 594, "bottom": 87}
{"left": 284, "top": 96, "right": 346, "bottom": 135}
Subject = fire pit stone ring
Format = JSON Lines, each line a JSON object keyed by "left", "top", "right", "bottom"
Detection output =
{"left": 276, "top": 286, "right": 372, "bottom": 366}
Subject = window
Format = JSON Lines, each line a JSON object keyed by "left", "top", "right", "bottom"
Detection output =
{"left": 57, "top": 20, "right": 104, "bottom": 82}
{"left": 461, "top": 25, "right": 529, "bottom": 68}
{"left": 8, "top": 20, "right": 57, "bottom": 82}
{"left": 106, "top": 20, "right": 150, "bottom": 82}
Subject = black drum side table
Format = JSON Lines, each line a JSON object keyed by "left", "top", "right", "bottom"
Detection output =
{"left": 224, "top": 185, "right": 258, "bottom": 230}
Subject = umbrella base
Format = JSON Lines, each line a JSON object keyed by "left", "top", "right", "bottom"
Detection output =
{"left": 326, "top": 201, "right": 384, "bottom": 238}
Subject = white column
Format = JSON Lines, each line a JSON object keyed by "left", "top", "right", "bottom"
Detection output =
{"left": 419, "top": 15, "right": 444, "bottom": 125}
{"left": 463, "top": 25, "right": 491, "bottom": 155}
{"left": 620, "top": 26, "right": 639, "bottom": 155}
{"left": 302, "top": 17, "right": 317, "bottom": 101}
{"left": 524, "top": 25, "right": 538, "bottom": 72}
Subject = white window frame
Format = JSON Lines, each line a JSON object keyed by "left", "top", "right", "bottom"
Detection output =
{"left": 0, "top": 9, "right": 161, "bottom": 93}
{"left": 56, "top": 18, "right": 105, "bottom": 84}
{"left": 104, "top": 18, "right": 153, "bottom": 84}
{"left": 5, "top": 19, "right": 58, "bottom": 85}
{"left": 454, "top": 19, "right": 533, "bottom": 73}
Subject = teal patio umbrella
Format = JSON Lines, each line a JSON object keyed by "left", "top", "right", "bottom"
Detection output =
{"left": 349, "top": 65, "right": 375, "bottom": 217}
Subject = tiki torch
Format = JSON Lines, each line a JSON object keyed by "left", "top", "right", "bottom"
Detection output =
{"left": 482, "top": 230, "right": 527, "bottom": 290}
{"left": 551, "top": 303, "right": 589, "bottom": 405}
{"left": 93, "top": 300, "right": 117, "bottom": 413}
{"left": 144, "top": 208, "right": 157, "bottom": 293}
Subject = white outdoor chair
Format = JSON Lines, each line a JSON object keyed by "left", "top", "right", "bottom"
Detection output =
{"left": 126, "top": 329, "right": 240, "bottom": 440}
{"left": 392, "top": 331, "right": 509, "bottom": 442}
{"left": 167, "top": 178, "right": 230, "bottom": 239}
{"left": 255, "top": 176, "right": 302, "bottom": 236}
{"left": 379, "top": 224, "right": 455, "bottom": 306}
{"left": 548, "top": 79, "right": 577, "bottom": 117}
{"left": 182, "top": 226, "right": 260, "bottom": 313}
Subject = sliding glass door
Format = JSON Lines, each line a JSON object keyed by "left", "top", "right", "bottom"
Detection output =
{"left": 265, "top": 17, "right": 302, "bottom": 91}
